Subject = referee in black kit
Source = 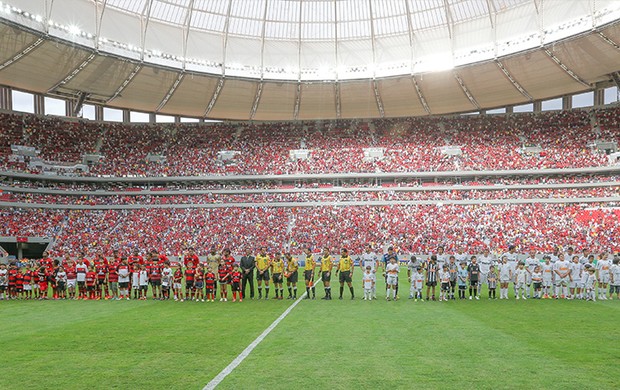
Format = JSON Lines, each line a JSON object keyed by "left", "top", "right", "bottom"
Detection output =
{"left": 240, "top": 249, "right": 255, "bottom": 299}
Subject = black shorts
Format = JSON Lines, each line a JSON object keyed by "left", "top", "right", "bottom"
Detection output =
{"left": 150, "top": 280, "right": 161, "bottom": 287}
{"left": 470, "top": 280, "right": 478, "bottom": 287}
{"left": 458, "top": 285, "right": 466, "bottom": 290}
{"left": 232, "top": 282, "right": 240, "bottom": 292}
{"left": 533, "top": 282, "right": 542, "bottom": 290}
{"left": 321, "top": 271, "right": 331, "bottom": 282}
{"left": 206, "top": 287, "right": 214, "bottom": 294}
{"left": 426, "top": 281, "right": 437, "bottom": 287}
{"left": 610, "top": 285, "right": 620, "bottom": 293}
{"left": 87, "top": 285, "right": 95, "bottom": 291}
{"left": 257, "top": 270, "right": 270, "bottom": 281}
{"left": 119, "top": 282, "right": 129, "bottom": 289}
{"left": 57, "top": 282, "right": 66, "bottom": 290}
{"left": 77, "top": 281, "right": 86, "bottom": 288}
{"left": 272, "top": 273, "right": 283, "bottom": 283}
{"left": 186, "top": 281, "right": 194, "bottom": 289}
{"left": 194, "top": 281, "right": 204, "bottom": 289}
{"left": 304, "top": 270, "right": 314, "bottom": 281}
{"left": 97, "top": 279, "right": 106, "bottom": 286}
{"left": 441, "top": 282, "right": 450, "bottom": 291}
{"left": 0, "top": 286, "right": 6, "bottom": 292}
{"left": 140, "top": 285, "right": 148, "bottom": 291}
{"left": 339, "top": 271, "right": 352, "bottom": 283}
{"left": 287, "top": 271, "right": 298, "bottom": 283}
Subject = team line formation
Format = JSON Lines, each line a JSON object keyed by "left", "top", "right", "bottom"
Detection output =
{"left": 0, "top": 245, "right": 619, "bottom": 303}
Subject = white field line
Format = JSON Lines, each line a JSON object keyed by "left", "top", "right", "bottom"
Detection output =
{"left": 203, "top": 280, "right": 322, "bottom": 390}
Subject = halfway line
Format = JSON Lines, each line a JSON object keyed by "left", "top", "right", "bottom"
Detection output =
{"left": 203, "top": 282, "right": 321, "bottom": 390}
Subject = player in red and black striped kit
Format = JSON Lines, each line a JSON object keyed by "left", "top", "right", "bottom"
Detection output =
{"left": 231, "top": 268, "right": 242, "bottom": 302}
{"left": 95, "top": 261, "right": 108, "bottom": 300}
{"left": 107, "top": 261, "right": 119, "bottom": 300}
{"left": 85, "top": 266, "right": 97, "bottom": 299}
{"left": 147, "top": 260, "right": 162, "bottom": 300}
{"left": 205, "top": 267, "right": 216, "bottom": 302}
{"left": 218, "top": 259, "right": 232, "bottom": 302}
{"left": 184, "top": 263, "right": 196, "bottom": 302}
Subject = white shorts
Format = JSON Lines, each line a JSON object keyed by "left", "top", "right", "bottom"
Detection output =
{"left": 386, "top": 275, "right": 398, "bottom": 286}
{"left": 173, "top": 282, "right": 182, "bottom": 290}
{"left": 569, "top": 280, "right": 581, "bottom": 289}
{"left": 23, "top": 284, "right": 31, "bottom": 291}
{"left": 526, "top": 274, "right": 533, "bottom": 284}
{"left": 555, "top": 277, "right": 569, "bottom": 286}
{"left": 67, "top": 279, "right": 76, "bottom": 288}
{"left": 514, "top": 282, "right": 526, "bottom": 289}
{"left": 542, "top": 279, "right": 552, "bottom": 288}
{"left": 500, "top": 276, "right": 510, "bottom": 283}
{"left": 479, "top": 273, "right": 488, "bottom": 284}
{"left": 599, "top": 275, "right": 610, "bottom": 284}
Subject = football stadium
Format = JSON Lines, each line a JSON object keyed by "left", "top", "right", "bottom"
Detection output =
{"left": 1, "top": 0, "right": 620, "bottom": 388}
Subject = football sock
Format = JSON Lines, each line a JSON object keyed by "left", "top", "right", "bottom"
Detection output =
{"left": 293, "top": 287, "right": 297, "bottom": 298}
{"left": 339, "top": 286, "right": 344, "bottom": 298}
{"left": 288, "top": 287, "right": 292, "bottom": 296}
{"left": 349, "top": 287, "right": 354, "bottom": 298}
{"left": 258, "top": 287, "right": 262, "bottom": 298}
{"left": 386, "top": 288, "right": 391, "bottom": 298}
{"left": 265, "top": 287, "right": 269, "bottom": 297}
{"left": 312, "top": 286, "right": 315, "bottom": 297}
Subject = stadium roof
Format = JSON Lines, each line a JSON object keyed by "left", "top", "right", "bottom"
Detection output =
{"left": 1, "top": 0, "right": 620, "bottom": 120}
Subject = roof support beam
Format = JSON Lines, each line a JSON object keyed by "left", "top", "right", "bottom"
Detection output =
{"left": 106, "top": 64, "right": 142, "bottom": 103}
{"left": 373, "top": 79, "right": 385, "bottom": 118}
{"left": 543, "top": 48, "right": 591, "bottom": 88}
{"left": 443, "top": 0, "right": 454, "bottom": 40}
{"left": 293, "top": 82, "right": 301, "bottom": 120}
{"left": 454, "top": 72, "right": 480, "bottom": 110}
{"left": 181, "top": 0, "right": 195, "bottom": 69}
{"left": 335, "top": 82, "right": 341, "bottom": 119}
{"left": 139, "top": 0, "right": 153, "bottom": 60}
{"left": 250, "top": 81, "right": 263, "bottom": 120}
{"left": 485, "top": 0, "right": 496, "bottom": 29}
{"left": 0, "top": 38, "right": 44, "bottom": 71}
{"left": 48, "top": 52, "right": 96, "bottom": 93}
{"left": 411, "top": 76, "right": 431, "bottom": 115}
{"left": 259, "top": 0, "right": 269, "bottom": 79}
{"left": 94, "top": 0, "right": 107, "bottom": 50}
{"left": 155, "top": 72, "right": 184, "bottom": 112}
{"left": 204, "top": 78, "right": 224, "bottom": 117}
{"left": 495, "top": 60, "right": 533, "bottom": 101}
{"left": 368, "top": 0, "right": 377, "bottom": 77}
{"left": 597, "top": 31, "right": 620, "bottom": 51}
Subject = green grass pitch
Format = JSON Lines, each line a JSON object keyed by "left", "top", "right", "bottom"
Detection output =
{"left": 1, "top": 277, "right": 619, "bottom": 389}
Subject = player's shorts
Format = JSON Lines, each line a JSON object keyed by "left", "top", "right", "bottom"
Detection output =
{"left": 441, "top": 282, "right": 450, "bottom": 291}
{"left": 569, "top": 280, "right": 580, "bottom": 289}
{"left": 173, "top": 282, "right": 182, "bottom": 290}
{"left": 194, "top": 281, "right": 204, "bottom": 289}
{"left": 232, "top": 282, "right": 240, "bottom": 292}
{"left": 150, "top": 280, "right": 161, "bottom": 287}
{"left": 67, "top": 279, "right": 77, "bottom": 289}
{"left": 118, "top": 282, "right": 128, "bottom": 289}
{"left": 86, "top": 285, "right": 95, "bottom": 291}
{"left": 219, "top": 280, "right": 229, "bottom": 286}
{"left": 139, "top": 285, "right": 148, "bottom": 291}
{"left": 206, "top": 286, "right": 214, "bottom": 294}
{"left": 272, "top": 273, "right": 283, "bottom": 283}
{"left": 479, "top": 273, "right": 488, "bottom": 285}
{"left": 0, "top": 285, "right": 7, "bottom": 292}
{"left": 257, "top": 270, "right": 270, "bottom": 281}
{"left": 321, "top": 271, "right": 331, "bottom": 282}
{"left": 23, "top": 284, "right": 31, "bottom": 291}
{"left": 185, "top": 281, "right": 194, "bottom": 289}
{"left": 304, "top": 270, "right": 314, "bottom": 281}
{"left": 56, "top": 281, "right": 66, "bottom": 290}
{"left": 610, "top": 285, "right": 620, "bottom": 293}
{"left": 109, "top": 282, "right": 118, "bottom": 291}
{"left": 426, "top": 281, "right": 437, "bottom": 287}
{"left": 533, "top": 282, "right": 542, "bottom": 290}
{"left": 555, "top": 277, "right": 568, "bottom": 286}
{"left": 286, "top": 271, "right": 298, "bottom": 283}
{"left": 339, "top": 271, "right": 352, "bottom": 283}
{"left": 77, "top": 281, "right": 86, "bottom": 289}
{"left": 386, "top": 274, "right": 398, "bottom": 286}
{"left": 599, "top": 274, "right": 610, "bottom": 284}
{"left": 469, "top": 280, "right": 479, "bottom": 287}
{"left": 499, "top": 276, "right": 510, "bottom": 283}
{"left": 97, "top": 279, "right": 106, "bottom": 286}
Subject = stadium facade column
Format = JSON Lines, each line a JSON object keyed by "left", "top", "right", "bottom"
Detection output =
{"left": 0, "top": 86, "right": 11, "bottom": 110}
{"left": 562, "top": 96, "right": 571, "bottom": 110}
{"left": 593, "top": 88, "right": 604, "bottom": 107}
{"left": 505, "top": 106, "right": 513, "bottom": 114}
{"left": 149, "top": 113, "right": 156, "bottom": 123}
{"left": 122, "top": 109, "right": 130, "bottom": 123}
{"left": 533, "top": 101, "right": 542, "bottom": 113}
{"left": 95, "top": 105, "right": 103, "bottom": 121}
{"left": 65, "top": 100, "right": 73, "bottom": 117}
{"left": 34, "top": 94, "right": 45, "bottom": 115}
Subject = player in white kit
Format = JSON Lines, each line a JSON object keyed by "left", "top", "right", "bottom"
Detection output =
{"left": 385, "top": 257, "right": 399, "bottom": 301}
{"left": 609, "top": 258, "right": 620, "bottom": 300}
{"left": 409, "top": 267, "right": 425, "bottom": 301}
{"left": 568, "top": 255, "right": 583, "bottom": 300}
{"left": 514, "top": 262, "right": 528, "bottom": 300}
{"left": 596, "top": 252, "right": 612, "bottom": 300}
{"left": 360, "top": 245, "right": 379, "bottom": 299}
{"left": 541, "top": 256, "right": 554, "bottom": 298}
{"left": 553, "top": 254, "right": 570, "bottom": 299}
{"left": 584, "top": 267, "right": 597, "bottom": 301}
{"left": 361, "top": 266, "right": 376, "bottom": 301}
{"left": 498, "top": 256, "right": 512, "bottom": 299}
{"left": 524, "top": 250, "right": 539, "bottom": 298}
{"left": 478, "top": 248, "right": 495, "bottom": 288}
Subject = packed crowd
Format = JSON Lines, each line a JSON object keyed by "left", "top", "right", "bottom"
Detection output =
{"left": 1, "top": 108, "right": 618, "bottom": 177}
{"left": 1, "top": 186, "right": 617, "bottom": 206}
{"left": 1, "top": 245, "right": 618, "bottom": 303}
{"left": 1, "top": 204, "right": 618, "bottom": 257}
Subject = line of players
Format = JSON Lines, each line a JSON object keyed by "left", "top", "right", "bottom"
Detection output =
{"left": 1, "top": 245, "right": 619, "bottom": 302}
